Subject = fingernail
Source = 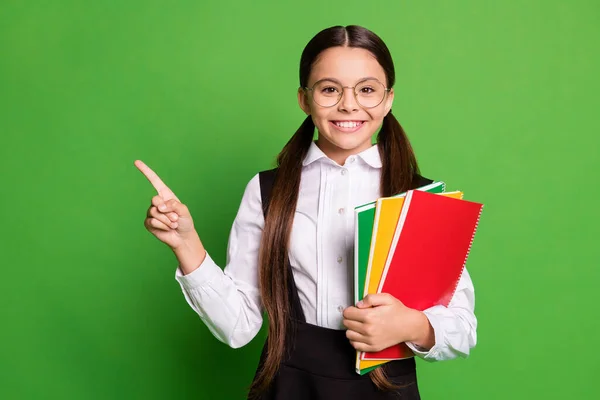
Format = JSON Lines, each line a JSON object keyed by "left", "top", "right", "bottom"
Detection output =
{"left": 172, "top": 223, "right": 178, "bottom": 229}
{"left": 357, "top": 301, "right": 363, "bottom": 307}
{"left": 159, "top": 204, "right": 166, "bottom": 211}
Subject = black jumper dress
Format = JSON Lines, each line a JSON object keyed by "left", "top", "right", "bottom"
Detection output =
{"left": 250, "top": 168, "right": 431, "bottom": 400}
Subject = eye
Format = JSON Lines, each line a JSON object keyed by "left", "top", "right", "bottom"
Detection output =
{"left": 359, "top": 86, "right": 375, "bottom": 94}
{"left": 321, "top": 86, "right": 339, "bottom": 94}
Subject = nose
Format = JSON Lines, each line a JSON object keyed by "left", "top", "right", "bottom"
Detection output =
{"left": 338, "top": 86, "right": 360, "bottom": 112}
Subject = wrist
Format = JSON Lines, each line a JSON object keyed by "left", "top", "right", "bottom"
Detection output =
{"left": 173, "top": 233, "right": 206, "bottom": 275}
{"left": 409, "top": 310, "right": 433, "bottom": 345}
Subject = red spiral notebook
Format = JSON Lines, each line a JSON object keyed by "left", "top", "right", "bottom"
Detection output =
{"left": 362, "top": 189, "right": 483, "bottom": 360}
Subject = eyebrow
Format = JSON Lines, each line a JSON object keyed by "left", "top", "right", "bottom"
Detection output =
{"left": 312, "top": 76, "right": 382, "bottom": 85}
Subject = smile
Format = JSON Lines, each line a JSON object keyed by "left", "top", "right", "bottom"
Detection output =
{"left": 330, "top": 120, "right": 365, "bottom": 132}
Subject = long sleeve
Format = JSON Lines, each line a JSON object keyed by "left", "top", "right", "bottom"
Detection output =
{"left": 405, "top": 268, "right": 477, "bottom": 361}
{"left": 174, "top": 173, "right": 265, "bottom": 349}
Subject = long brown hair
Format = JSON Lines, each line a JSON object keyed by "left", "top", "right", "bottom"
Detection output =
{"left": 249, "top": 25, "right": 420, "bottom": 397}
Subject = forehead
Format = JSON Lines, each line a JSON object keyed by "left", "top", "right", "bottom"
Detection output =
{"left": 309, "top": 46, "right": 387, "bottom": 85}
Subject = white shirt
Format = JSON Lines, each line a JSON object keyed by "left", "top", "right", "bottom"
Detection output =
{"left": 175, "top": 142, "right": 477, "bottom": 361}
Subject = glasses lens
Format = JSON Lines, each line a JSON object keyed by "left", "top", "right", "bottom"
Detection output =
{"left": 355, "top": 79, "right": 386, "bottom": 108}
{"left": 311, "top": 80, "right": 342, "bottom": 107}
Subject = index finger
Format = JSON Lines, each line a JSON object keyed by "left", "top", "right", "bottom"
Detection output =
{"left": 342, "top": 306, "right": 368, "bottom": 323}
{"left": 134, "top": 160, "right": 179, "bottom": 201}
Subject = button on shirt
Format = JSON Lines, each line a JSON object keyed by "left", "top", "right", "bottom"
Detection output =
{"left": 175, "top": 142, "right": 477, "bottom": 361}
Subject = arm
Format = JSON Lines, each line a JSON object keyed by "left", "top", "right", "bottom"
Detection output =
{"left": 174, "top": 174, "right": 265, "bottom": 349}
{"left": 405, "top": 268, "right": 477, "bottom": 361}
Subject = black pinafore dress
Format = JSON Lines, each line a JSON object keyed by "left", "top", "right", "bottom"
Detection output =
{"left": 249, "top": 169, "right": 424, "bottom": 400}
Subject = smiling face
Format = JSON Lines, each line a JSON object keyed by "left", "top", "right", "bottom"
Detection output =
{"left": 298, "top": 46, "right": 394, "bottom": 165}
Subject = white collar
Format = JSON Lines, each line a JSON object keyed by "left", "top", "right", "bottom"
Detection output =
{"left": 302, "top": 141, "right": 382, "bottom": 168}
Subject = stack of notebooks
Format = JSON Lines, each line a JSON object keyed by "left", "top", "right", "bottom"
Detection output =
{"left": 353, "top": 181, "right": 483, "bottom": 374}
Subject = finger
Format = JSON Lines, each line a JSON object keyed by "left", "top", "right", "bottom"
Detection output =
{"left": 148, "top": 206, "right": 179, "bottom": 229}
{"left": 167, "top": 211, "right": 178, "bottom": 221}
{"left": 148, "top": 200, "right": 178, "bottom": 222}
{"left": 342, "top": 306, "right": 368, "bottom": 323}
{"left": 145, "top": 217, "right": 173, "bottom": 231}
{"left": 359, "top": 293, "right": 394, "bottom": 308}
{"left": 358, "top": 294, "right": 375, "bottom": 308}
{"left": 342, "top": 319, "right": 367, "bottom": 335}
{"left": 135, "top": 160, "right": 180, "bottom": 202}
{"left": 349, "top": 340, "right": 375, "bottom": 353}
{"left": 151, "top": 195, "right": 166, "bottom": 210}
{"left": 151, "top": 196, "right": 184, "bottom": 218}
{"left": 159, "top": 198, "right": 189, "bottom": 216}
{"left": 152, "top": 195, "right": 169, "bottom": 212}
{"left": 346, "top": 329, "right": 372, "bottom": 344}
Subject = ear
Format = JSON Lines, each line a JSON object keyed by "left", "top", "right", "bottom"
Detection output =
{"left": 383, "top": 87, "right": 394, "bottom": 116}
{"left": 297, "top": 87, "right": 311, "bottom": 115}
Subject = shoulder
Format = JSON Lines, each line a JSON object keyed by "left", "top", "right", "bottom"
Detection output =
{"left": 238, "top": 172, "right": 262, "bottom": 209}
{"left": 243, "top": 167, "right": 280, "bottom": 190}
{"left": 255, "top": 167, "right": 279, "bottom": 217}
{"left": 237, "top": 167, "right": 278, "bottom": 219}
{"left": 257, "top": 167, "right": 279, "bottom": 185}
{"left": 230, "top": 172, "right": 264, "bottom": 225}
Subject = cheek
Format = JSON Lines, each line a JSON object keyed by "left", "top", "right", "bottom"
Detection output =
{"left": 367, "top": 106, "right": 389, "bottom": 122}
{"left": 364, "top": 110, "right": 386, "bottom": 129}
{"left": 311, "top": 106, "right": 330, "bottom": 120}
{"left": 310, "top": 108, "right": 334, "bottom": 130}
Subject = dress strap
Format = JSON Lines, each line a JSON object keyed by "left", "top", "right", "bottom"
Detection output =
{"left": 258, "top": 168, "right": 306, "bottom": 323}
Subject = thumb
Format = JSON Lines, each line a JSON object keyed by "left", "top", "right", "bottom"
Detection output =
{"left": 357, "top": 293, "right": 394, "bottom": 308}
{"left": 159, "top": 198, "right": 190, "bottom": 217}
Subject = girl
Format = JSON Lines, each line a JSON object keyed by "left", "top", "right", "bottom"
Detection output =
{"left": 135, "top": 25, "right": 477, "bottom": 399}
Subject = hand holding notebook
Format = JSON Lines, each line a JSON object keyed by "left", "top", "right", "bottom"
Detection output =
{"left": 361, "top": 189, "right": 483, "bottom": 361}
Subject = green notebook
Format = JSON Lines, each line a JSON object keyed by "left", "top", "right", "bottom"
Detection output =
{"left": 353, "top": 181, "right": 445, "bottom": 375}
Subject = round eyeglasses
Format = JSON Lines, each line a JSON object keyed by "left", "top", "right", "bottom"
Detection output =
{"left": 303, "top": 78, "right": 390, "bottom": 109}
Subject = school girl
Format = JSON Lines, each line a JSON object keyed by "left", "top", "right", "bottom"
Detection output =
{"left": 136, "top": 25, "right": 477, "bottom": 400}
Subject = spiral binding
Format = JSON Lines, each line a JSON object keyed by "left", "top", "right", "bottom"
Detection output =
{"left": 446, "top": 202, "right": 484, "bottom": 305}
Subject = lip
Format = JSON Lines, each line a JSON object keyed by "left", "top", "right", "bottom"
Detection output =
{"left": 329, "top": 120, "right": 366, "bottom": 133}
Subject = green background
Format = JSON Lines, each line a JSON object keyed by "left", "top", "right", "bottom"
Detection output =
{"left": 1, "top": 0, "right": 599, "bottom": 399}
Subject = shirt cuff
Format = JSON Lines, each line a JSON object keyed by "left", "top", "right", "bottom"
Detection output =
{"left": 174, "top": 251, "right": 223, "bottom": 291}
{"left": 405, "top": 306, "right": 446, "bottom": 360}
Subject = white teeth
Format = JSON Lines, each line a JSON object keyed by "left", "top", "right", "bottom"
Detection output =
{"left": 335, "top": 121, "right": 362, "bottom": 128}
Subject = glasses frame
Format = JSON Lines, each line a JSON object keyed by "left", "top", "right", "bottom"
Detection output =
{"left": 303, "top": 78, "right": 391, "bottom": 109}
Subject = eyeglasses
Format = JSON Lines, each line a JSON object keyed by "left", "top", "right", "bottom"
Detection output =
{"left": 303, "top": 78, "right": 390, "bottom": 109}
